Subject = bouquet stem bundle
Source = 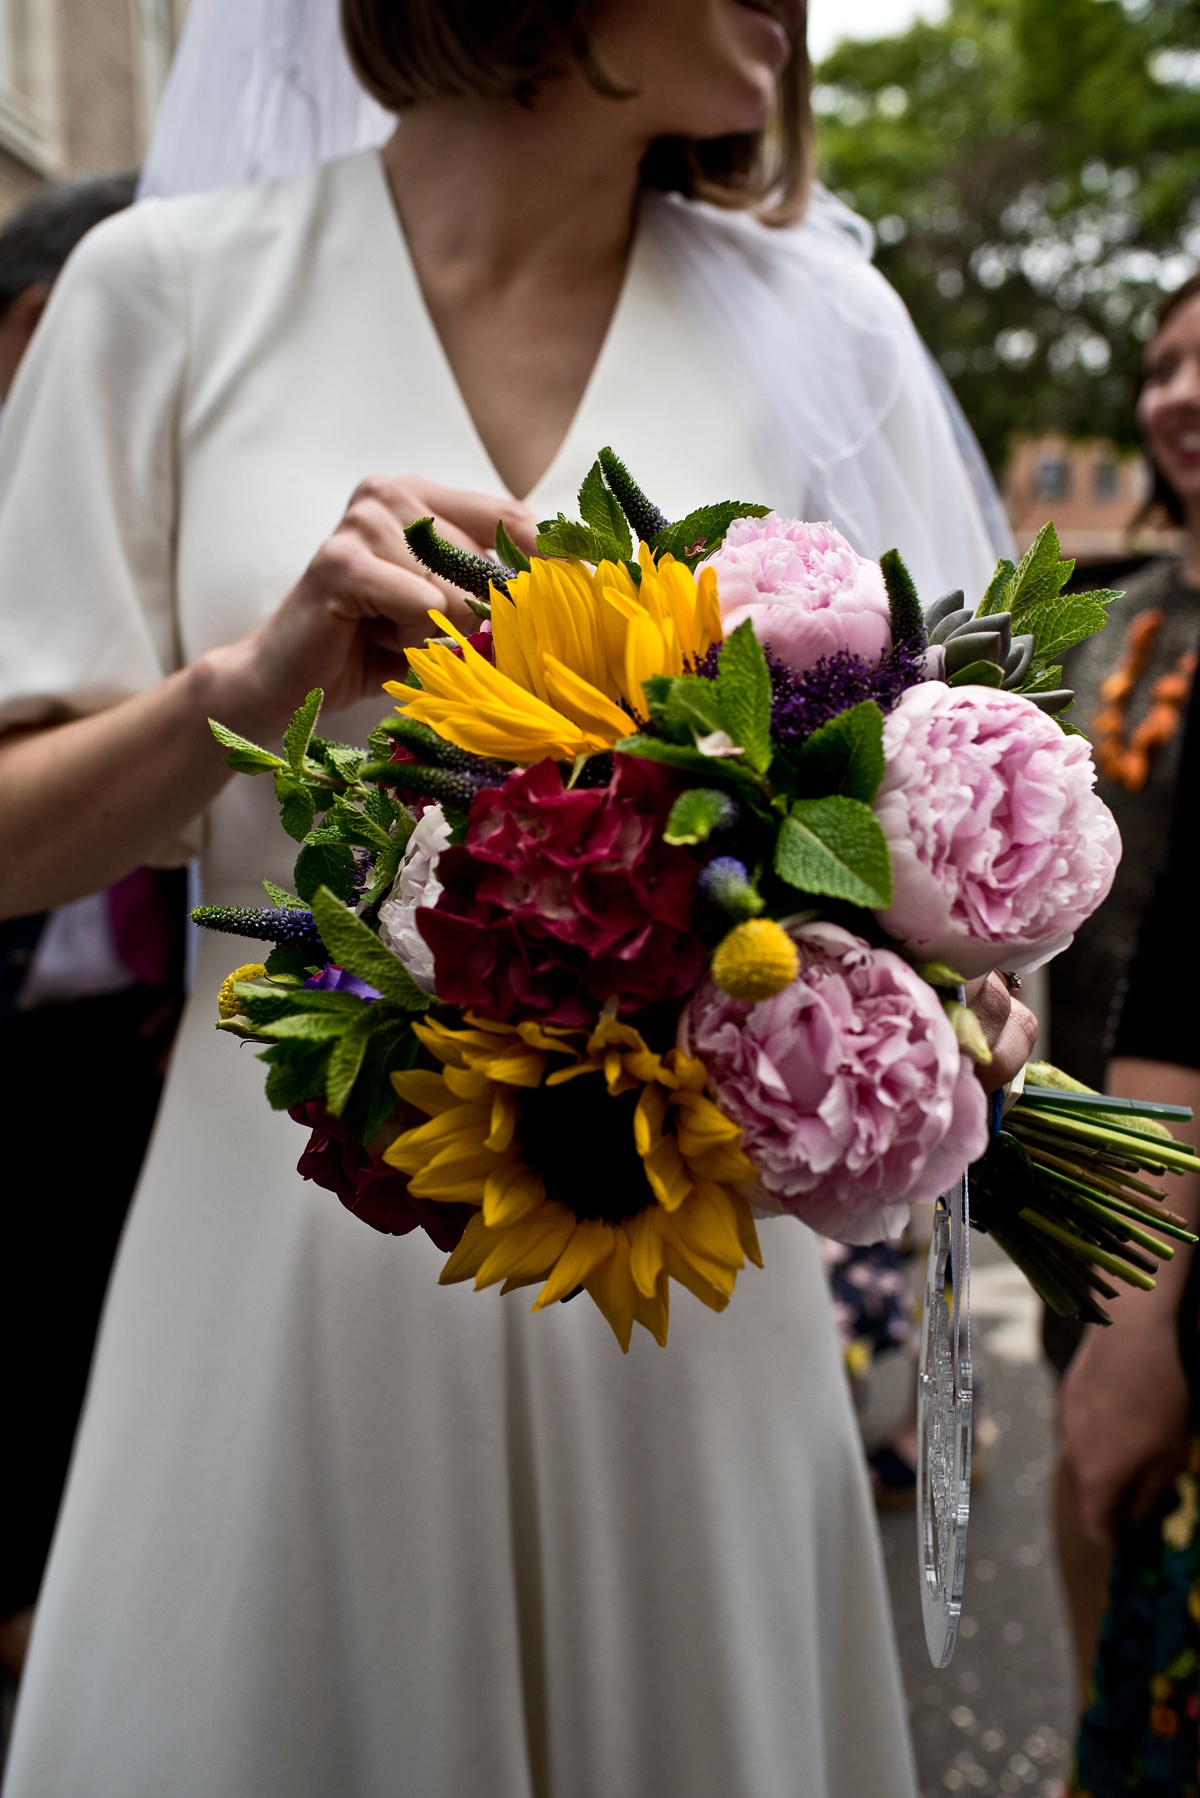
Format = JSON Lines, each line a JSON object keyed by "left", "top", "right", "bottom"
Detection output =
{"left": 970, "top": 1064, "right": 1199, "bottom": 1324}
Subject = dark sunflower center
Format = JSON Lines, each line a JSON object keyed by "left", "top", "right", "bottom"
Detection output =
{"left": 515, "top": 1077, "right": 654, "bottom": 1226}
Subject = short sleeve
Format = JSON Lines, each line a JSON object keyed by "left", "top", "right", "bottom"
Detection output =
{"left": 0, "top": 199, "right": 186, "bottom": 732}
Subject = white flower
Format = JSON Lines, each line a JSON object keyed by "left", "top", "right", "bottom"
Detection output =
{"left": 377, "top": 805, "right": 454, "bottom": 994}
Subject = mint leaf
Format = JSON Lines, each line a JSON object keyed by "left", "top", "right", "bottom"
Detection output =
{"left": 495, "top": 518, "right": 531, "bottom": 574}
{"left": 663, "top": 787, "right": 737, "bottom": 846}
{"left": 976, "top": 557, "right": 1017, "bottom": 617}
{"left": 320, "top": 739, "right": 367, "bottom": 784}
{"left": 795, "top": 700, "right": 885, "bottom": 803}
{"left": 1025, "top": 591, "right": 1115, "bottom": 666}
{"left": 294, "top": 842, "right": 357, "bottom": 905}
{"left": 264, "top": 942, "right": 321, "bottom": 980}
{"left": 275, "top": 771, "right": 316, "bottom": 842}
{"left": 258, "top": 1010, "right": 360, "bottom": 1042}
{"left": 578, "top": 460, "right": 633, "bottom": 559}
{"left": 653, "top": 502, "right": 770, "bottom": 568}
{"left": 325, "top": 1013, "right": 375, "bottom": 1116}
{"left": 258, "top": 1040, "right": 331, "bottom": 1110}
{"left": 263, "top": 880, "right": 305, "bottom": 910}
{"left": 948, "top": 658, "right": 1005, "bottom": 689}
{"left": 1007, "top": 522, "right": 1073, "bottom": 619}
{"left": 643, "top": 674, "right": 724, "bottom": 742}
{"left": 342, "top": 1020, "right": 419, "bottom": 1144}
{"left": 283, "top": 688, "right": 323, "bottom": 770}
{"left": 310, "top": 887, "right": 432, "bottom": 1011}
{"left": 535, "top": 514, "right": 622, "bottom": 564}
{"left": 208, "top": 718, "right": 284, "bottom": 776}
{"left": 614, "top": 735, "right": 758, "bottom": 788}
{"left": 329, "top": 795, "right": 393, "bottom": 852}
{"left": 1016, "top": 663, "right": 1069, "bottom": 694}
{"left": 774, "top": 795, "right": 894, "bottom": 908}
{"left": 716, "top": 620, "right": 773, "bottom": 774}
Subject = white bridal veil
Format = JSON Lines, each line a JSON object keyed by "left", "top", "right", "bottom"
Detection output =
{"left": 140, "top": 0, "right": 1014, "bottom": 577}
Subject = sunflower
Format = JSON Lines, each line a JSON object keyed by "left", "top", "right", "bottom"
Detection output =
{"left": 385, "top": 544, "right": 723, "bottom": 766}
{"left": 382, "top": 1008, "right": 761, "bottom": 1350}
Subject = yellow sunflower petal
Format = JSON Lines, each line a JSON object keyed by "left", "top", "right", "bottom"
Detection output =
{"left": 642, "top": 1135, "right": 693, "bottom": 1212}
{"left": 633, "top": 1082, "right": 668, "bottom": 1157}
{"left": 486, "top": 1089, "right": 519, "bottom": 1153}
{"left": 388, "top": 1069, "right": 461, "bottom": 1117}
{"left": 476, "top": 1202, "right": 577, "bottom": 1289}
{"left": 542, "top": 654, "right": 634, "bottom": 745}
{"left": 628, "top": 1206, "right": 666, "bottom": 1299}
{"left": 533, "top": 1218, "right": 617, "bottom": 1310}
{"left": 483, "top": 1159, "right": 545, "bottom": 1228}
{"left": 583, "top": 1225, "right": 636, "bottom": 1351}
{"left": 632, "top": 1274, "right": 670, "bottom": 1346}
{"left": 669, "top": 1180, "right": 746, "bottom": 1272}
{"left": 659, "top": 1238, "right": 731, "bottom": 1312}
{"left": 730, "top": 1189, "right": 764, "bottom": 1269}
{"left": 438, "top": 1212, "right": 493, "bottom": 1286}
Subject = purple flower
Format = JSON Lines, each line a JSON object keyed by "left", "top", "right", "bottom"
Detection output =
{"left": 873, "top": 683, "right": 1121, "bottom": 977}
{"left": 303, "top": 964, "right": 381, "bottom": 1001}
{"left": 704, "top": 516, "right": 893, "bottom": 676}
{"left": 680, "top": 920, "right": 988, "bottom": 1244}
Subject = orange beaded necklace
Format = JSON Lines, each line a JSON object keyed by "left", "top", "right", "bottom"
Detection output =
{"left": 1091, "top": 606, "right": 1197, "bottom": 792}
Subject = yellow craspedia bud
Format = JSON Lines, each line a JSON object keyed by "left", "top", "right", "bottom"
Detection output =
{"left": 710, "top": 920, "right": 799, "bottom": 1003}
{"left": 218, "top": 963, "right": 267, "bottom": 1019}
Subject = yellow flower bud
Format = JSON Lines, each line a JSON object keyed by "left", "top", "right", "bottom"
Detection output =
{"left": 218, "top": 963, "right": 268, "bottom": 1019}
{"left": 710, "top": 920, "right": 799, "bottom": 1003}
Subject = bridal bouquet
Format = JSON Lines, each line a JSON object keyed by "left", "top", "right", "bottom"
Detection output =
{"left": 197, "top": 449, "right": 1198, "bottom": 1347}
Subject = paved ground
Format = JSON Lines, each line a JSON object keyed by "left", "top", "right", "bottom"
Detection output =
{"left": 876, "top": 1234, "right": 1076, "bottom": 1798}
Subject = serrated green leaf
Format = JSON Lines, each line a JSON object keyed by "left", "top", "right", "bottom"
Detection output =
{"left": 643, "top": 673, "right": 724, "bottom": 743}
{"left": 663, "top": 787, "right": 737, "bottom": 846}
{"left": 948, "top": 658, "right": 1005, "bottom": 688}
{"left": 342, "top": 1021, "right": 420, "bottom": 1143}
{"left": 258, "top": 1040, "right": 332, "bottom": 1110}
{"left": 284, "top": 988, "right": 371, "bottom": 1014}
{"left": 325, "top": 1014, "right": 375, "bottom": 1116}
{"left": 1007, "top": 522, "right": 1073, "bottom": 622}
{"left": 613, "top": 735, "right": 759, "bottom": 787}
{"left": 794, "top": 701, "right": 885, "bottom": 803}
{"left": 258, "top": 1010, "right": 359, "bottom": 1042}
{"left": 264, "top": 942, "right": 322, "bottom": 980}
{"left": 363, "top": 787, "right": 409, "bottom": 837}
{"left": 534, "top": 514, "right": 622, "bottom": 564}
{"left": 976, "top": 557, "right": 1017, "bottom": 617}
{"left": 263, "top": 880, "right": 306, "bottom": 910}
{"left": 329, "top": 795, "right": 393, "bottom": 852}
{"left": 578, "top": 460, "right": 633, "bottom": 559}
{"left": 310, "top": 886, "right": 432, "bottom": 1011}
{"left": 275, "top": 770, "right": 316, "bottom": 842}
{"left": 495, "top": 517, "right": 532, "bottom": 574}
{"left": 208, "top": 717, "right": 285, "bottom": 775}
{"left": 1016, "top": 663, "right": 1068, "bottom": 695}
{"left": 716, "top": 620, "right": 773, "bottom": 773}
{"left": 321, "top": 740, "right": 367, "bottom": 784}
{"left": 653, "top": 502, "right": 771, "bottom": 569}
{"left": 283, "top": 688, "right": 323, "bottom": 770}
{"left": 367, "top": 722, "right": 393, "bottom": 762}
{"left": 1023, "top": 591, "right": 1114, "bottom": 665}
{"left": 774, "top": 795, "right": 894, "bottom": 908}
{"left": 294, "top": 842, "right": 357, "bottom": 905}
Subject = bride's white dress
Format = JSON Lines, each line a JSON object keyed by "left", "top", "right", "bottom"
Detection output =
{"left": 0, "top": 151, "right": 993, "bottom": 1797}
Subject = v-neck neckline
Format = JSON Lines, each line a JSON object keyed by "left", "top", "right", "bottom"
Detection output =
{"left": 368, "top": 149, "right": 643, "bottom": 506}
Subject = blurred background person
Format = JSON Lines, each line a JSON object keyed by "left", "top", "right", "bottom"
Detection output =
{"left": 1054, "top": 280, "right": 1200, "bottom": 1792}
{"left": 0, "top": 173, "right": 189, "bottom": 1689}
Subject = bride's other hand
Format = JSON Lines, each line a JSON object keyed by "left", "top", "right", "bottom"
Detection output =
{"left": 206, "top": 478, "right": 538, "bottom": 733}
{"left": 963, "top": 971, "right": 1039, "bottom": 1093}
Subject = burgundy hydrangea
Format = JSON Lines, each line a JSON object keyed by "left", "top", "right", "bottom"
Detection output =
{"left": 289, "top": 1099, "right": 470, "bottom": 1251}
{"left": 417, "top": 755, "right": 704, "bottom": 1025}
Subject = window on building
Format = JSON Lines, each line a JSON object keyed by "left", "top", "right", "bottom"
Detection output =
{"left": 1035, "top": 458, "right": 1070, "bottom": 500}
{"left": 1093, "top": 461, "right": 1119, "bottom": 502}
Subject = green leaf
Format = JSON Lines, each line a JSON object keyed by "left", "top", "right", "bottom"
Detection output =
{"left": 948, "top": 658, "right": 1005, "bottom": 688}
{"left": 663, "top": 787, "right": 737, "bottom": 846}
{"left": 284, "top": 988, "right": 370, "bottom": 1014}
{"left": 363, "top": 787, "right": 408, "bottom": 837}
{"left": 1006, "top": 523, "right": 1074, "bottom": 624}
{"left": 643, "top": 673, "right": 724, "bottom": 743}
{"left": 614, "top": 735, "right": 758, "bottom": 788}
{"left": 534, "top": 514, "right": 622, "bottom": 564}
{"left": 283, "top": 688, "right": 323, "bottom": 770}
{"left": 342, "top": 1021, "right": 420, "bottom": 1143}
{"left": 208, "top": 717, "right": 285, "bottom": 776}
{"left": 578, "top": 460, "right": 633, "bottom": 559}
{"left": 263, "top": 880, "right": 306, "bottom": 910}
{"left": 1023, "top": 591, "right": 1114, "bottom": 666}
{"left": 975, "top": 557, "right": 1017, "bottom": 618}
{"left": 652, "top": 502, "right": 771, "bottom": 569}
{"left": 320, "top": 739, "right": 367, "bottom": 784}
{"left": 309, "top": 886, "right": 432, "bottom": 1011}
{"left": 325, "top": 1013, "right": 375, "bottom": 1116}
{"left": 264, "top": 942, "right": 323, "bottom": 980}
{"left": 1015, "top": 663, "right": 1067, "bottom": 694}
{"left": 258, "top": 1040, "right": 332, "bottom": 1110}
{"left": 774, "top": 795, "right": 894, "bottom": 908}
{"left": 495, "top": 517, "right": 532, "bottom": 574}
{"left": 328, "top": 795, "right": 393, "bottom": 852}
{"left": 275, "top": 770, "right": 316, "bottom": 842}
{"left": 258, "top": 1010, "right": 359, "bottom": 1042}
{"left": 367, "top": 721, "right": 393, "bottom": 762}
{"left": 794, "top": 701, "right": 885, "bottom": 803}
{"left": 294, "top": 841, "right": 357, "bottom": 905}
{"left": 716, "top": 621, "right": 773, "bottom": 773}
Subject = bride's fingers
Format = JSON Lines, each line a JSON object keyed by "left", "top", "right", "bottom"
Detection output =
{"left": 308, "top": 532, "right": 475, "bottom": 637}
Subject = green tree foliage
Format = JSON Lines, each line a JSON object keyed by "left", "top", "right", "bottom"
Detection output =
{"left": 814, "top": 0, "right": 1200, "bottom": 469}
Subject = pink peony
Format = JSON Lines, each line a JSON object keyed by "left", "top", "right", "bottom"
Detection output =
{"left": 873, "top": 683, "right": 1121, "bottom": 978}
{"left": 681, "top": 921, "right": 987, "bottom": 1244}
{"left": 703, "top": 514, "right": 892, "bottom": 675}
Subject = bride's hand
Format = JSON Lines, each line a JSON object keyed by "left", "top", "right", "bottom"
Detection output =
{"left": 963, "top": 971, "right": 1039, "bottom": 1093}
{"left": 202, "top": 477, "right": 538, "bottom": 732}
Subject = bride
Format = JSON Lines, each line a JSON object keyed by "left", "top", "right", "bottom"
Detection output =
{"left": 0, "top": 1, "right": 1036, "bottom": 1791}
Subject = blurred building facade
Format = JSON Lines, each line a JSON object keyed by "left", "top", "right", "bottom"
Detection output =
{"left": 0, "top": 0, "right": 186, "bottom": 218}
{"left": 1004, "top": 435, "right": 1181, "bottom": 563}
